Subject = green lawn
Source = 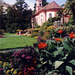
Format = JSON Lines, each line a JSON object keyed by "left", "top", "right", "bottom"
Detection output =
{"left": 4, "top": 33, "right": 16, "bottom": 35}
{"left": 0, "top": 36, "right": 37, "bottom": 49}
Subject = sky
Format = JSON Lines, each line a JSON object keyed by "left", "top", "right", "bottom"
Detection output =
{"left": 3, "top": 0, "right": 67, "bottom": 10}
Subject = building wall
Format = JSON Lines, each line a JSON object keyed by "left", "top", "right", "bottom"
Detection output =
{"left": 32, "top": 9, "right": 61, "bottom": 27}
{"left": 46, "top": 11, "right": 56, "bottom": 20}
{"left": 33, "top": 11, "right": 45, "bottom": 26}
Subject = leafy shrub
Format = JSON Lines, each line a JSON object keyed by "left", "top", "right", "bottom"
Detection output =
{"left": 0, "top": 29, "right": 4, "bottom": 35}
{"left": 44, "top": 32, "right": 50, "bottom": 39}
{"left": 42, "top": 21, "right": 53, "bottom": 29}
{"left": 37, "top": 37, "right": 75, "bottom": 75}
{"left": 31, "top": 32, "right": 38, "bottom": 37}
{"left": 38, "top": 29, "right": 45, "bottom": 36}
{"left": 37, "top": 36, "right": 46, "bottom": 43}
{"left": 48, "top": 17, "right": 60, "bottom": 23}
{"left": 36, "top": 25, "right": 41, "bottom": 28}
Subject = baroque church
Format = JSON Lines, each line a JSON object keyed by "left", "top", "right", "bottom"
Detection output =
{"left": 31, "top": 0, "right": 62, "bottom": 28}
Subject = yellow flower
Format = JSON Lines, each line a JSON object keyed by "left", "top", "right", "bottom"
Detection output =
{"left": 3, "top": 62, "right": 8, "bottom": 66}
{"left": 7, "top": 70, "right": 10, "bottom": 74}
{"left": 0, "top": 61, "right": 3, "bottom": 64}
{"left": 11, "top": 68, "right": 14, "bottom": 72}
{"left": 0, "top": 61, "right": 2, "bottom": 63}
{"left": 60, "top": 38, "right": 63, "bottom": 42}
{"left": 13, "top": 70, "right": 17, "bottom": 74}
{"left": 34, "top": 36, "right": 38, "bottom": 38}
{"left": 18, "top": 71, "right": 22, "bottom": 74}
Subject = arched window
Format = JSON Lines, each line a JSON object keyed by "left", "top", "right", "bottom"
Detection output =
{"left": 49, "top": 13, "right": 52, "bottom": 18}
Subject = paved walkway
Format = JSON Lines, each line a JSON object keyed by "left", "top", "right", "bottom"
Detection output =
{"left": 0, "top": 48, "right": 24, "bottom": 53}
{"left": 4, "top": 35, "right": 22, "bottom": 37}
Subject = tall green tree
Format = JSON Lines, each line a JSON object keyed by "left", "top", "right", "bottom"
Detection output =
{"left": 4, "top": 0, "right": 32, "bottom": 32}
{"left": 64, "top": 0, "right": 75, "bottom": 24}
{"left": 42, "top": 0, "right": 48, "bottom": 7}
{"left": 0, "top": 6, "right": 5, "bottom": 29}
{"left": 14, "top": 0, "right": 29, "bottom": 12}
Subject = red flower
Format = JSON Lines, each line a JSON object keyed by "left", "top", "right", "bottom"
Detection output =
{"left": 58, "top": 29, "right": 63, "bottom": 34}
{"left": 38, "top": 43, "right": 47, "bottom": 49}
{"left": 69, "top": 33, "right": 75, "bottom": 38}
{"left": 55, "top": 38, "right": 60, "bottom": 41}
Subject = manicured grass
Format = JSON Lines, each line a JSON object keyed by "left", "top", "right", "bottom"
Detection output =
{"left": 4, "top": 33, "right": 16, "bottom": 35}
{"left": 0, "top": 36, "right": 37, "bottom": 49}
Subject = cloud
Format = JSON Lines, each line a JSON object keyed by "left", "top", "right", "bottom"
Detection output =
{"left": 4, "top": 0, "right": 35, "bottom": 10}
{"left": 25, "top": 0, "right": 35, "bottom": 10}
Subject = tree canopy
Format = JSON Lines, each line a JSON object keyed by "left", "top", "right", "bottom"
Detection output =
{"left": 64, "top": 0, "right": 75, "bottom": 24}
{"left": 0, "top": 0, "right": 32, "bottom": 32}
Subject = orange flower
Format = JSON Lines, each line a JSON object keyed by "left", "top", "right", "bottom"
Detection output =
{"left": 53, "top": 26, "right": 55, "bottom": 29}
{"left": 55, "top": 38, "right": 60, "bottom": 41}
{"left": 58, "top": 29, "right": 63, "bottom": 34}
{"left": 69, "top": 33, "right": 75, "bottom": 38}
{"left": 38, "top": 43, "right": 47, "bottom": 49}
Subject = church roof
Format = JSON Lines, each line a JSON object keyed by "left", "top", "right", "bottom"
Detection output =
{"left": 33, "top": 1, "right": 62, "bottom": 16}
{"left": 41, "top": 1, "right": 62, "bottom": 10}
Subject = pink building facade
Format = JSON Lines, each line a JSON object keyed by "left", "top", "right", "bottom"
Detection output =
{"left": 31, "top": 0, "right": 62, "bottom": 28}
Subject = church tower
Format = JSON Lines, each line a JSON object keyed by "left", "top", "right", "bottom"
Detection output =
{"left": 36, "top": 0, "right": 42, "bottom": 13}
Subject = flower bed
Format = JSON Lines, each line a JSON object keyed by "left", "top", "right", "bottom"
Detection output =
{"left": 0, "top": 35, "right": 3, "bottom": 38}
{"left": 0, "top": 32, "right": 75, "bottom": 75}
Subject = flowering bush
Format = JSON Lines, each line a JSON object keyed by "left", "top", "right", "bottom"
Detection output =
{"left": 38, "top": 43, "right": 47, "bottom": 49}
{"left": 11, "top": 46, "right": 39, "bottom": 75}
{"left": 69, "top": 32, "right": 75, "bottom": 38}
{"left": 37, "top": 36, "right": 46, "bottom": 43}
{"left": 0, "top": 61, "right": 4, "bottom": 75}
{"left": 37, "top": 37, "right": 75, "bottom": 75}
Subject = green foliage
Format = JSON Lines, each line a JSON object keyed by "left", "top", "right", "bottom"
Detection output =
{"left": 64, "top": 0, "right": 75, "bottom": 23}
{"left": 36, "top": 25, "right": 41, "bottom": 28}
{"left": 0, "top": 1, "right": 32, "bottom": 32}
{"left": 57, "top": 10, "right": 63, "bottom": 18}
{"left": 42, "top": 0, "right": 48, "bottom": 7}
{"left": 14, "top": 0, "right": 28, "bottom": 12}
{"left": 42, "top": 21, "right": 53, "bottom": 28}
{"left": 69, "top": 14, "right": 75, "bottom": 25}
{"left": 48, "top": 17, "right": 60, "bottom": 23}
{"left": 0, "top": 6, "right": 5, "bottom": 30}
{"left": 38, "top": 29, "right": 45, "bottom": 36}
{"left": 31, "top": 32, "right": 38, "bottom": 37}
{"left": 37, "top": 37, "right": 75, "bottom": 74}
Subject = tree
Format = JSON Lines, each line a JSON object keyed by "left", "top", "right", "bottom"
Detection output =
{"left": 3, "top": 0, "right": 32, "bottom": 32}
{"left": 42, "top": 0, "right": 48, "bottom": 7}
{"left": 14, "top": 0, "right": 29, "bottom": 12}
{"left": 0, "top": 6, "right": 5, "bottom": 29}
{"left": 64, "top": 0, "right": 75, "bottom": 24}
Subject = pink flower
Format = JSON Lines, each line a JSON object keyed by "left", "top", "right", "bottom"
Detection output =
{"left": 18, "top": 59, "right": 20, "bottom": 61}
{"left": 21, "top": 54, "right": 25, "bottom": 57}
{"left": 26, "top": 56, "right": 32, "bottom": 59}
{"left": 12, "top": 54, "right": 15, "bottom": 57}
{"left": 21, "top": 49, "right": 26, "bottom": 52}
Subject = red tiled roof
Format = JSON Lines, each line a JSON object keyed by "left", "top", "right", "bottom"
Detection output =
{"left": 33, "top": 1, "right": 62, "bottom": 16}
